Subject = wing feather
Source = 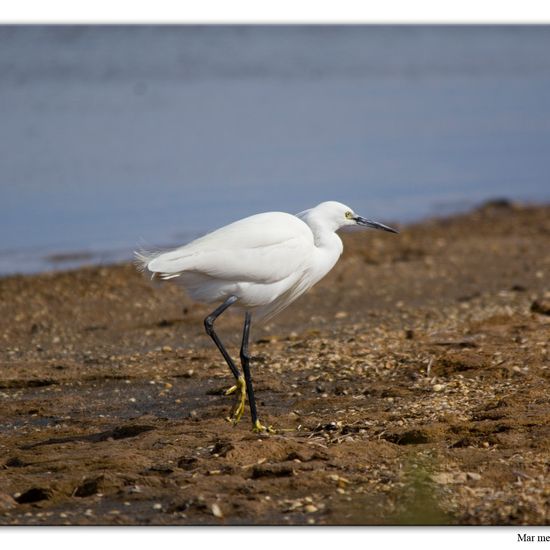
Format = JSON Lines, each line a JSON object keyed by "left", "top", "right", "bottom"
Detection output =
{"left": 136, "top": 212, "right": 314, "bottom": 284}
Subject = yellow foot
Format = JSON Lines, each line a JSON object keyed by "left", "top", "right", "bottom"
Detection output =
{"left": 225, "top": 385, "right": 237, "bottom": 396}
{"left": 253, "top": 419, "right": 276, "bottom": 434}
{"left": 226, "top": 376, "right": 247, "bottom": 425}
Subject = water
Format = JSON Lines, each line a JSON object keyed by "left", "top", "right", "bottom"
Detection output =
{"left": 1, "top": 26, "right": 550, "bottom": 275}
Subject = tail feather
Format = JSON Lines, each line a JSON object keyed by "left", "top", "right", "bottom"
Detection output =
{"left": 134, "top": 249, "right": 162, "bottom": 278}
{"left": 134, "top": 248, "right": 191, "bottom": 281}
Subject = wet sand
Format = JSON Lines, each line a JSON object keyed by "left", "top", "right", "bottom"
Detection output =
{"left": 0, "top": 200, "right": 549, "bottom": 525}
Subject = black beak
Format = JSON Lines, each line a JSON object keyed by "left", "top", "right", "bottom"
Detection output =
{"left": 354, "top": 216, "right": 399, "bottom": 233}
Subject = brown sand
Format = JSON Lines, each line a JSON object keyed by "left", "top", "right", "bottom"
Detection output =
{"left": 0, "top": 200, "right": 549, "bottom": 525}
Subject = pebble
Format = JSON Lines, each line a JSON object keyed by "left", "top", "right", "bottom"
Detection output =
{"left": 211, "top": 503, "right": 223, "bottom": 518}
{"left": 433, "top": 384, "right": 444, "bottom": 392}
{"left": 304, "top": 504, "right": 318, "bottom": 513}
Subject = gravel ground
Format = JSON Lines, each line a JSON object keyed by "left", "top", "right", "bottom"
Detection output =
{"left": 0, "top": 200, "right": 549, "bottom": 525}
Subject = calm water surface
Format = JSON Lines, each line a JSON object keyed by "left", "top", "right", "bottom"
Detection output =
{"left": 1, "top": 26, "right": 549, "bottom": 274}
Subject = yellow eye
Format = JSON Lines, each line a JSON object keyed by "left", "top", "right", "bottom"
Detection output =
{"left": 345, "top": 211, "right": 353, "bottom": 219}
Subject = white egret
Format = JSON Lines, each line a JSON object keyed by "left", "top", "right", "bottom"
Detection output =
{"left": 136, "top": 201, "right": 398, "bottom": 432}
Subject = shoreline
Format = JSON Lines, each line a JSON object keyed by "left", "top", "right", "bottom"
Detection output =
{"left": 2, "top": 198, "right": 549, "bottom": 279}
{"left": 0, "top": 200, "right": 549, "bottom": 525}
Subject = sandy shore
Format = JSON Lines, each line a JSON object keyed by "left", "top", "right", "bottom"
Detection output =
{"left": 0, "top": 200, "right": 549, "bottom": 525}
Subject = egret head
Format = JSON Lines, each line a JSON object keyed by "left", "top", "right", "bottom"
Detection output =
{"left": 308, "top": 201, "right": 399, "bottom": 233}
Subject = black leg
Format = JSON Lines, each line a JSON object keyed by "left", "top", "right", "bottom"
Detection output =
{"left": 240, "top": 311, "right": 259, "bottom": 426}
{"left": 204, "top": 295, "right": 240, "bottom": 381}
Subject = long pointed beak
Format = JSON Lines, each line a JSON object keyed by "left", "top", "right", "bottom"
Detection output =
{"left": 354, "top": 216, "right": 399, "bottom": 233}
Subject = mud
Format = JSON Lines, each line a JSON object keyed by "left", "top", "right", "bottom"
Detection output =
{"left": 1, "top": 200, "right": 549, "bottom": 525}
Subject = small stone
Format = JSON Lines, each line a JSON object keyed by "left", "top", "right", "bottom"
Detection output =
{"left": 211, "top": 503, "right": 223, "bottom": 518}
{"left": 304, "top": 504, "right": 318, "bottom": 513}
{"left": 162, "top": 346, "right": 173, "bottom": 352}
{"left": 467, "top": 472, "right": 482, "bottom": 481}
{"left": 152, "top": 503, "right": 162, "bottom": 510}
{"left": 335, "top": 311, "right": 348, "bottom": 319}
{"left": 432, "top": 384, "right": 444, "bottom": 392}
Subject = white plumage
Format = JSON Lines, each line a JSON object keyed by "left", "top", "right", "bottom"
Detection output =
{"left": 136, "top": 201, "right": 397, "bottom": 320}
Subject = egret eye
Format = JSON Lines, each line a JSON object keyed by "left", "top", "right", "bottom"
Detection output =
{"left": 345, "top": 211, "right": 353, "bottom": 219}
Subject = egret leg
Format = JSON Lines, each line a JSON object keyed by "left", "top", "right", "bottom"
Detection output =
{"left": 240, "top": 312, "right": 274, "bottom": 433}
{"left": 203, "top": 295, "right": 246, "bottom": 422}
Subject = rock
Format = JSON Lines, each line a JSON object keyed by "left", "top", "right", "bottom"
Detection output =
{"left": 211, "top": 503, "right": 223, "bottom": 518}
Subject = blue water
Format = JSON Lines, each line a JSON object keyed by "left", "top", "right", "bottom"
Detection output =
{"left": 1, "top": 26, "right": 550, "bottom": 275}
